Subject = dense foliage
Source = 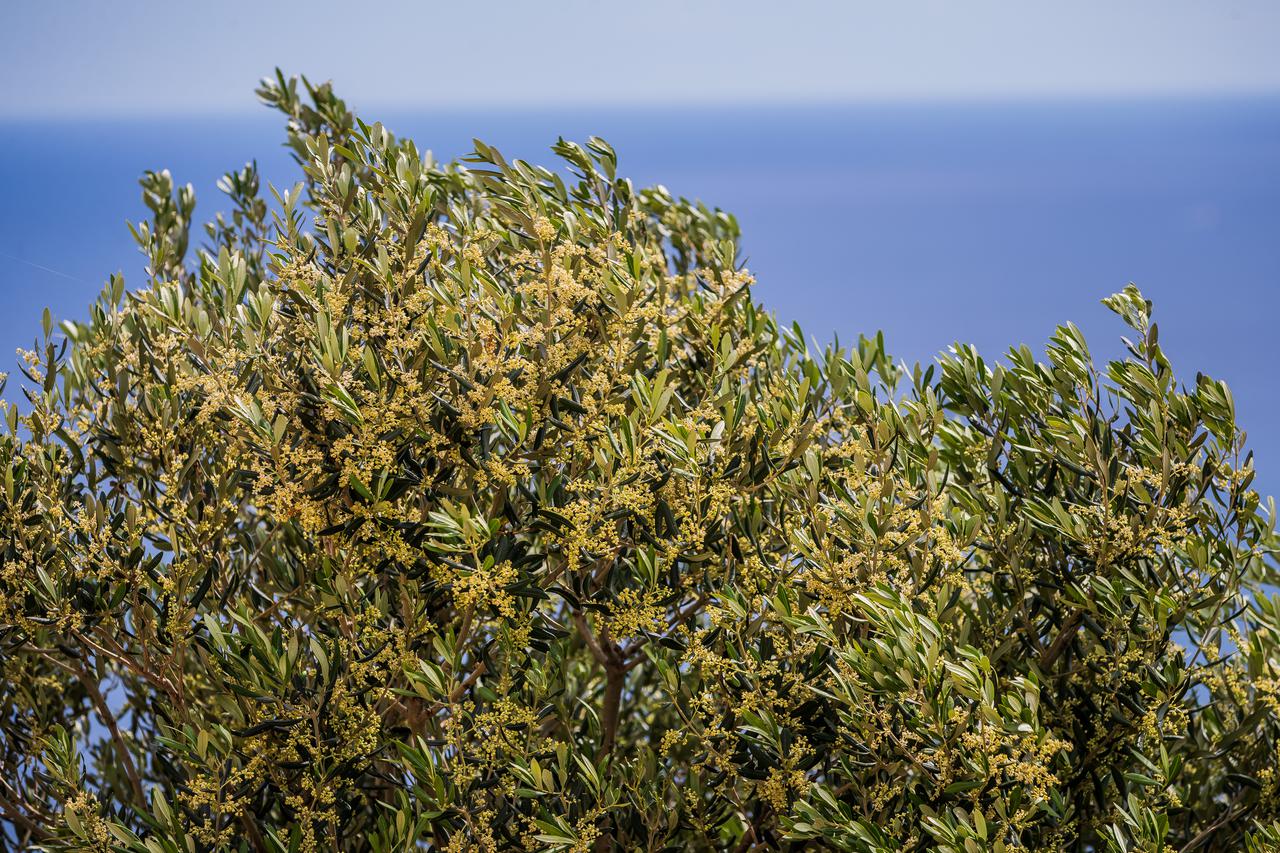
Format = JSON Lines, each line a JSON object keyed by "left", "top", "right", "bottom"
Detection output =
{"left": 2, "top": 73, "right": 1279, "bottom": 852}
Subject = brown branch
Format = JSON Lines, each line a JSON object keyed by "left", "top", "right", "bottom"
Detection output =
{"left": 240, "top": 812, "right": 270, "bottom": 853}
{"left": 573, "top": 611, "right": 610, "bottom": 667}
{"left": 78, "top": 662, "right": 147, "bottom": 807}
{"left": 1178, "top": 799, "right": 1251, "bottom": 853}
{"left": 622, "top": 595, "right": 708, "bottom": 671}
{"left": 599, "top": 666, "right": 624, "bottom": 757}
{"left": 0, "top": 785, "right": 50, "bottom": 844}
{"left": 73, "top": 629, "right": 181, "bottom": 702}
{"left": 450, "top": 661, "right": 488, "bottom": 702}
{"left": 573, "top": 610, "right": 625, "bottom": 755}
{"left": 414, "top": 661, "right": 491, "bottom": 721}
{"left": 1039, "top": 611, "right": 1083, "bottom": 672}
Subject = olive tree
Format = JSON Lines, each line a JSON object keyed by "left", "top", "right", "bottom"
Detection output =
{"left": 2, "top": 73, "right": 1279, "bottom": 852}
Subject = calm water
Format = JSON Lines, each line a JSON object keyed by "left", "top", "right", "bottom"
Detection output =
{"left": 2, "top": 99, "right": 1278, "bottom": 492}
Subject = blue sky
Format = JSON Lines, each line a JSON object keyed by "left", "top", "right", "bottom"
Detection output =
{"left": 3, "top": 1, "right": 1279, "bottom": 117}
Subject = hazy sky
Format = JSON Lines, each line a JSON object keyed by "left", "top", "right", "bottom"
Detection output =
{"left": 3, "top": 0, "right": 1279, "bottom": 117}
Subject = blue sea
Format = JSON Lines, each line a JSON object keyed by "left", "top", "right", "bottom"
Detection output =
{"left": 2, "top": 99, "right": 1278, "bottom": 493}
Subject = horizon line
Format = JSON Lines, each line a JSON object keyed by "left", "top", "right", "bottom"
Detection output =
{"left": 5, "top": 87, "right": 1280, "bottom": 124}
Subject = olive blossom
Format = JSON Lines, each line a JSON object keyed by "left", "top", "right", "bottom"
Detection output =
{"left": 1, "top": 72, "right": 1279, "bottom": 853}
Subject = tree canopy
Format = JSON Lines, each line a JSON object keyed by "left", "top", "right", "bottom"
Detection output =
{"left": 2, "top": 73, "right": 1279, "bottom": 852}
